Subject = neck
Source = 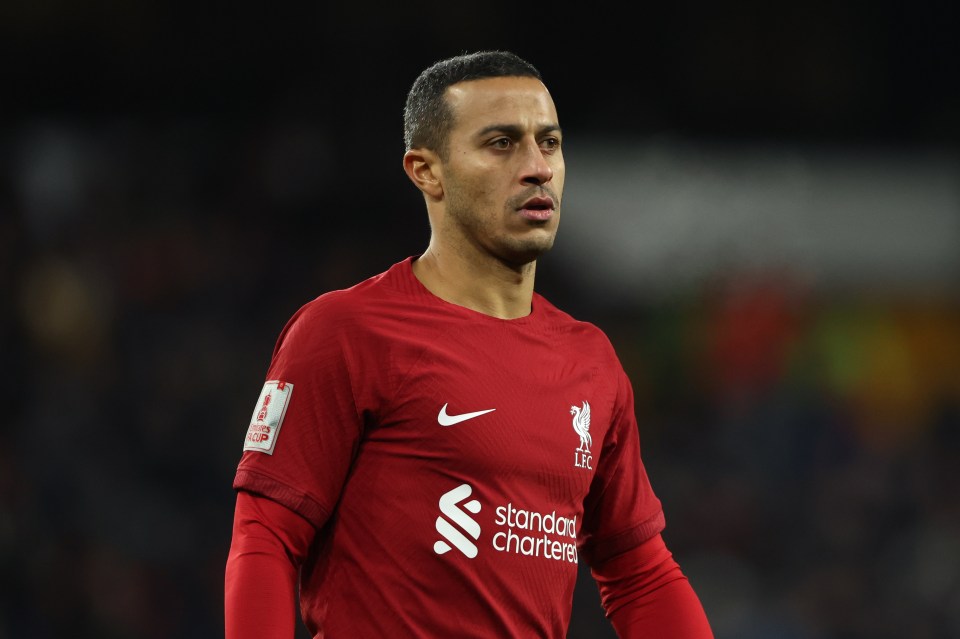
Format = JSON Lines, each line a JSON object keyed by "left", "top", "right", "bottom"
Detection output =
{"left": 412, "top": 243, "right": 537, "bottom": 320}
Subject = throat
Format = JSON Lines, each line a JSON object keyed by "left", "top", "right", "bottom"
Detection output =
{"left": 412, "top": 250, "right": 536, "bottom": 319}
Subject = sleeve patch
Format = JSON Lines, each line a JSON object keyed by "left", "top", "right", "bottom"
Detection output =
{"left": 243, "top": 380, "right": 293, "bottom": 455}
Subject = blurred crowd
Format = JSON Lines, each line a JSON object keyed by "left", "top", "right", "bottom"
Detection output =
{"left": 2, "top": 115, "right": 957, "bottom": 639}
{"left": 602, "top": 274, "right": 960, "bottom": 638}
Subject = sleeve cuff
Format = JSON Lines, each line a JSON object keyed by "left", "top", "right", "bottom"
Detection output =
{"left": 233, "top": 468, "right": 331, "bottom": 529}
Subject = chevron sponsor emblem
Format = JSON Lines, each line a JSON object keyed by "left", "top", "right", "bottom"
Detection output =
{"left": 433, "top": 483, "right": 482, "bottom": 558}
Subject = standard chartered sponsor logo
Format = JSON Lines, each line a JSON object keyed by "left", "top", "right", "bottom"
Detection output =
{"left": 433, "top": 484, "right": 578, "bottom": 564}
{"left": 434, "top": 484, "right": 482, "bottom": 558}
{"left": 492, "top": 503, "right": 578, "bottom": 563}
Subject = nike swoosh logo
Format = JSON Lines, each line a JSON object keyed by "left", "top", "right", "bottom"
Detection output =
{"left": 438, "top": 403, "right": 496, "bottom": 426}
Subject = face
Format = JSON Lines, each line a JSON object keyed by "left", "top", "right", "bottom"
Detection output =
{"left": 436, "top": 76, "right": 565, "bottom": 267}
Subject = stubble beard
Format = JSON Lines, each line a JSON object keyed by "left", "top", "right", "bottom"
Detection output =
{"left": 445, "top": 194, "right": 559, "bottom": 269}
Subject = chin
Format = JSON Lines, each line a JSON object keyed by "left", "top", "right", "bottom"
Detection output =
{"left": 499, "top": 237, "right": 555, "bottom": 267}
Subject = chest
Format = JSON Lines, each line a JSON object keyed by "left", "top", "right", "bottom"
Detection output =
{"left": 363, "top": 326, "right": 617, "bottom": 504}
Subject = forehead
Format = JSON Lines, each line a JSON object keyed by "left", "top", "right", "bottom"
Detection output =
{"left": 444, "top": 76, "right": 559, "bottom": 134}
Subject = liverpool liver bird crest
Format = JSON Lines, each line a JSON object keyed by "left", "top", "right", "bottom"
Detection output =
{"left": 570, "top": 401, "right": 592, "bottom": 452}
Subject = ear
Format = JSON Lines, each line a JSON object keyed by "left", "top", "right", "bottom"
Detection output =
{"left": 403, "top": 149, "right": 444, "bottom": 200}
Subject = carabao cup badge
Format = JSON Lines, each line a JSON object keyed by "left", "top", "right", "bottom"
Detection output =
{"left": 243, "top": 380, "right": 293, "bottom": 455}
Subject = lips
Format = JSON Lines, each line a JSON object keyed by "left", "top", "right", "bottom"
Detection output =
{"left": 518, "top": 196, "right": 555, "bottom": 221}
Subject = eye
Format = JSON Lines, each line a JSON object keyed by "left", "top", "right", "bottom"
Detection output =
{"left": 540, "top": 137, "right": 561, "bottom": 153}
{"left": 490, "top": 137, "right": 513, "bottom": 150}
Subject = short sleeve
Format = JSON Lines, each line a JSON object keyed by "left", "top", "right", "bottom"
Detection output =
{"left": 233, "top": 299, "right": 366, "bottom": 529}
{"left": 578, "top": 362, "right": 665, "bottom": 566}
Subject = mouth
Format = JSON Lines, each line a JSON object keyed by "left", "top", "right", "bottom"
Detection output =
{"left": 517, "top": 196, "right": 555, "bottom": 222}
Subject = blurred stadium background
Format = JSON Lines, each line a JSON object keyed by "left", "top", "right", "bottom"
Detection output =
{"left": 2, "top": 2, "right": 958, "bottom": 638}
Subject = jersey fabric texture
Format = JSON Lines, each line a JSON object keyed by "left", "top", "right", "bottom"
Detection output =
{"left": 233, "top": 257, "right": 665, "bottom": 638}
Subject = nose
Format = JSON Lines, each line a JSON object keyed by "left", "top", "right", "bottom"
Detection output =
{"left": 519, "top": 139, "right": 554, "bottom": 186}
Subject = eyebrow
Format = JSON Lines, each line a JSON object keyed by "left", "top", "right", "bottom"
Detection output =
{"left": 476, "top": 123, "right": 563, "bottom": 138}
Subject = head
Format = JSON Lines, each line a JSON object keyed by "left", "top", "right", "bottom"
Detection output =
{"left": 403, "top": 51, "right": 543, "bottom": 159}
{"left": 403, "top": 51, "right": 565, "bottom": 267}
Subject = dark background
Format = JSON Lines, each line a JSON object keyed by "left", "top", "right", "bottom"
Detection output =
{"left": 2, "top": 2, "right": 959, "bottom": 638}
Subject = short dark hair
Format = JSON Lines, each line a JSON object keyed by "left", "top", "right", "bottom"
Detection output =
{"left": 403, "top": 50, "right": 542, "bottom": 156}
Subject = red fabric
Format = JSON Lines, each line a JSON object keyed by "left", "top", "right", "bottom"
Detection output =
{"left": 230, "top": 257, "right": 665, "bottom": 637}
{"left": 224, "top": 491, "right": 315, "bottom": 639}
{"left": 592, "top": 534, "right": 714, "bottom": 638}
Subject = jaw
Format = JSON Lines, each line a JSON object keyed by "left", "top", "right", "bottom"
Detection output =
{"left": 435, "top": 188, "right": 561, "bottom": 268}
{"left": 487, "top": 224, "right": 559, "bottom": 268}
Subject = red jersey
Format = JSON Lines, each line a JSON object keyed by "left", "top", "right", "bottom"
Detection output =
{"left": 233, "top": 257, "right": 665, "bottom": 638}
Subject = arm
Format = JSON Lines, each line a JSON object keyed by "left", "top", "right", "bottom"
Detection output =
{"left": 591, "top": 533, "right": 713, "bottom": 639}
{"left": 224, "top": 491, "right": 316, "bottom": 639}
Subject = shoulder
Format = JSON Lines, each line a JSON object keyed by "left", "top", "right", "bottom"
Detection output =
{"left": 534, "top": 293, "right": 618, "bottom": 354}
{"left": 273, "top": 266, "right": 401, "bottom": 354}
{"left": 302, "top": 270, "right": 387, "bottom": 322}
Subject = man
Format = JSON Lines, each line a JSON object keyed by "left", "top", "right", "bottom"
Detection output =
{"left": 225, "top": 50, "right": 713, "bottom": 638}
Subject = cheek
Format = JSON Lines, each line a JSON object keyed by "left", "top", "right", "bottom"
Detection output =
{"left": 463, "top": 176, "right": 501, "bottom": 207}
{"left": 552, "top": 160, "right": 566, "bottom": 187}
